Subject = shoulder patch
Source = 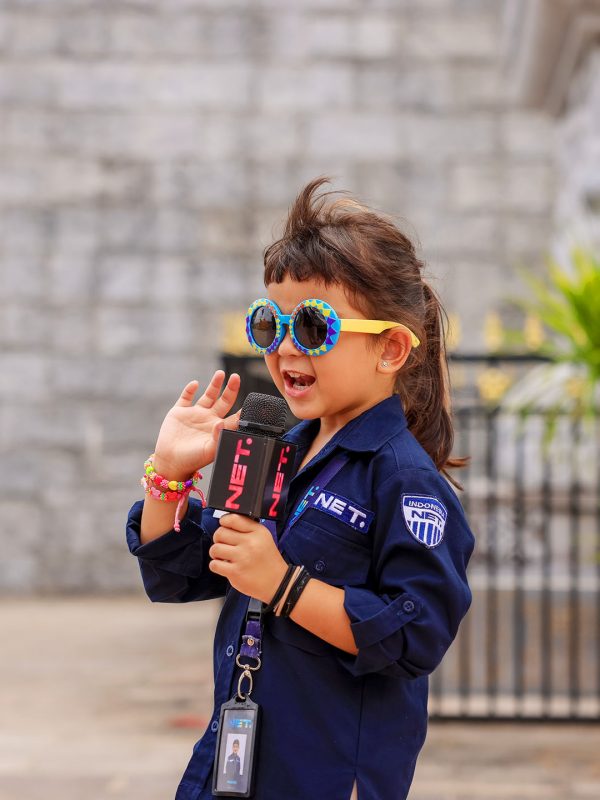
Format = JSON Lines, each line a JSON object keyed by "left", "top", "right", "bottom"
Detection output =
{"left": 401, "top": 494, "right": 447, "bottom": 548}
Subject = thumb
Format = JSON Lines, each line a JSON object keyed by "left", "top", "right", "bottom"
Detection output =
{"left": 212, "top": 420, "right": 225, "bottom": 443}
{"left": 222, "top": 409, "right": 242, "bottom": 431}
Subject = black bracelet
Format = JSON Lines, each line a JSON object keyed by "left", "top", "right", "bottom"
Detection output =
{"left": 281, "top": 567, "right": 312, "bottom": 619}
{"left": 263, "top": 564, "right": 295, "bottom": 614}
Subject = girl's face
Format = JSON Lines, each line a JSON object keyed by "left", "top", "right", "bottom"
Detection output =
{"left": 264, "top": 276, "right": 393, "bottom": 436}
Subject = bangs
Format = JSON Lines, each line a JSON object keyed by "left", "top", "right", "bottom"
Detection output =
{"left": 263, "top": 230, "right": 343, "bottom": 287}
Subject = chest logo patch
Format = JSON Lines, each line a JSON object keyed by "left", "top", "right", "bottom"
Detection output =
{"left": 296, "top": 486, "right": 374, "bottom": 533}
{"left": 402, "top": 495, "right": 447, "bottom": 548}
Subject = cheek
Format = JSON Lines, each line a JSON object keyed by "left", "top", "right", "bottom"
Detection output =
{"left": 320, "top": 338, "right": 375, "bottom": 374}
{"left": 264, "top": 354, "right": 282, "bottom": 387}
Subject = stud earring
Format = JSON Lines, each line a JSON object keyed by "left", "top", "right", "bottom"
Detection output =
{"left": 381, "top": 361, "right": 389, "bottom": 368}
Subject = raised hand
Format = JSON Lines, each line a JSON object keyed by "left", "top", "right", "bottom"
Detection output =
{"left": 152, "top": 371, "right": 241, "bottom": 480}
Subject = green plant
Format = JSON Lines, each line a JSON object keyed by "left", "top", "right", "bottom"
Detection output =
{"left": 516, "top": 247, "right": 600, "bottom": 409}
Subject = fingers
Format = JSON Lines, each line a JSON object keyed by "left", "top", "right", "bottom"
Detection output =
{"left": 174, "top": 380, "right": 199, "bottom": 408}
{"left": 209, "top": 542, "right": 237, "bottom": 562}
{"left": 195, "top": 370, "right": 226, "bottom": 409}
{"left": 219, "top": 513, "right": 258, "bottom": 533}
{"left": 212, "top": 526, "right": 246, "bottom": 545}
{"left": 208, "top": 558, "right": 232, "bottom": 577}
{"left": 209, "top": 526, "right": 250, "bottom": 568}
{"left": 212, "top": 372, "right": 241, "bottom": 418}
{"left": 195, "top": 371, "right": 241, "bottom": 419}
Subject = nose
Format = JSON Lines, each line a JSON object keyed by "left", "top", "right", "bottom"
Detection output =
{"left": 277, "top": 324, "right": 298, "bottom": 356}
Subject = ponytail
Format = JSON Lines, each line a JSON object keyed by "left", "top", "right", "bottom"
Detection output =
{"left": 398, "top": 282, "right": 467, "bottom": 483}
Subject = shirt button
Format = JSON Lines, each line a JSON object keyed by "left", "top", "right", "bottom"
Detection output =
{"left": 211, "top": 720, "right": 219, "bottom": 733}
{"left": 403, "top": 599, "right": 415, "bottom": 613}
{"left": 314, "top": 559, "right": 326, "bottom": 573}
{"left": 226, "top": 645, "right": 234, "bottom": 657}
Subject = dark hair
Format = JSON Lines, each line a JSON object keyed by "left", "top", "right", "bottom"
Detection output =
{"left": 263, "top": 177, "right": 466, "bottom": 479}
{"left": 233, "top": 739, "right": 240, "bottom": 746}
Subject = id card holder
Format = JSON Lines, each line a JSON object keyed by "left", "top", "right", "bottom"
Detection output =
{"left": 212, "top": 695, "right": 261, "bottom": 797}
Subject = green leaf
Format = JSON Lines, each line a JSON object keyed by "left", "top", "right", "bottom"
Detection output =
{"left": 510, "top": 247, "right": 600, "bottom": 412}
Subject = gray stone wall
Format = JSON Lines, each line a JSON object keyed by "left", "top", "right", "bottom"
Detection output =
{"left": 0, "top": 0, "right": 557, "bottom": 592}
{"left": 555, "top": 46, "right": 600, "bottom": 250}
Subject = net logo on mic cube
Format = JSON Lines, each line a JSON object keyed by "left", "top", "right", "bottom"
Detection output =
{"left": 207, "top": 429, "right": 297, "bottom": 520}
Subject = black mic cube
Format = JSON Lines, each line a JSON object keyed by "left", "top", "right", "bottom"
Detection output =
{"left": 207, "top": 429, "right": 298, "bottom": 521}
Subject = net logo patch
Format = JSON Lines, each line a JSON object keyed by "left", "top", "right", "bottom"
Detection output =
{"left": 402, "top": 495, "right": 447, "bottom": 548}
{"left": 302, "top": 488, "right": 374, "bottom": 532}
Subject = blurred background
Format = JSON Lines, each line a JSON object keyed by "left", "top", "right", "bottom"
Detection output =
{"left": 1, "top": 0, "right": 599, "bottom": 798}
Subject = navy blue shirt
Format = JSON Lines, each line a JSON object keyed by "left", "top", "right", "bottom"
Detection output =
{"left": 126, "top": 396, "right": 474, "bottom": 800}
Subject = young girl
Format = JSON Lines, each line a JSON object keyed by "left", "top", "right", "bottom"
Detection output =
{"left": 127, "top": 178, "right": 474, "bottom": 800}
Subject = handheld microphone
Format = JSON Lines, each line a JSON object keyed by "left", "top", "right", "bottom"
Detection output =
{"left": 207, "top": 393, "right": 298, "bottom": 520}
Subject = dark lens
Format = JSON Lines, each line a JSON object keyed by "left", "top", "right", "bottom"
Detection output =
{"left": 294, "top": 307, "right": 327, "bottom": 349}
{"left": 250, "top": 306, "right": 277, "bottom": 348}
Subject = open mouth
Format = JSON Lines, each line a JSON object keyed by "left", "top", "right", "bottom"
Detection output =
{"left": 282, "top": 370, "right": 316, "bottom": 394}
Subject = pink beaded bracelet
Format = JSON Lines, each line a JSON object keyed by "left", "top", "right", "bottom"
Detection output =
{"left": 143, "top": 455, "right": 200, "bottom": 492}
{"left": 140, "top": 454, "right": 206, "bottom": 532}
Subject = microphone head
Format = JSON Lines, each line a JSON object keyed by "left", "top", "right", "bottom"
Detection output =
{"left": 239, "top": 393, "right": 288, "bottom": 437}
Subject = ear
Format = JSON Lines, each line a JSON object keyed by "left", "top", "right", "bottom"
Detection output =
{"left": 377, "top": 328, "right": 412, "bottom": 374}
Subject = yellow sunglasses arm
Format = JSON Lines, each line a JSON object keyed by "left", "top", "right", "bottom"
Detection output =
{"left": 339, "top": 318, "right": 420, "bottom": 348}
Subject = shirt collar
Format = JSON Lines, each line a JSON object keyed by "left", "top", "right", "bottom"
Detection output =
{"left": 284, "top": 395, "right": 407, "bottom": 453}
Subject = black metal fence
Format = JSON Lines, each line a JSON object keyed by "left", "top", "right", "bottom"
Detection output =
{"left": 430, "top": 406, "right": 600, "bottom": 720}
{"left": 223, "top": 355, "right": 600, "bottom": 720}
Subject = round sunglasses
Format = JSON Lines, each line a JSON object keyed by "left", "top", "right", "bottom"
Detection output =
{"left": 245, "top": 298, "right": 420, "bottom": 357}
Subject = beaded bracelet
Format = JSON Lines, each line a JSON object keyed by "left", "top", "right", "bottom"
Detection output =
{"left": 140, "top": 454, "right": 206, "bottom": 532}
{"left": 143, "top": 455, "right": 201, "bottom": 492}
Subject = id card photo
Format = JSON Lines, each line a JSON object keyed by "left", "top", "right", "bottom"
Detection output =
{"left": 213, "top": 704, "right": 259, "bottom": 797}
{"left": 220, "top": 733, "right": 247, "bottom": 791}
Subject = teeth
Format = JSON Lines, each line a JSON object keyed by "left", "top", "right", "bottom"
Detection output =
{"left": 286, "top": 371, "right": 310, "bottom": 379}
{"left": 284, "top": 370, "right": 314, "bottom": 391}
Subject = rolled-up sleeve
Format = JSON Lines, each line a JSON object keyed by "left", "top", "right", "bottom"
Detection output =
{"left": 342, "top": 468, "right": 474, "bottom": 679}
{"left": 126, "top": 498, "right": 227, "bottom": 603}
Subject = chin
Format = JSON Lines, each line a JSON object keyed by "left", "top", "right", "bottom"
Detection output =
{"left": 288, "top": 399, "right": 323, "bottom": 423}
{"left": 289, "top": 408, "right": 314, "bottom": 420}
